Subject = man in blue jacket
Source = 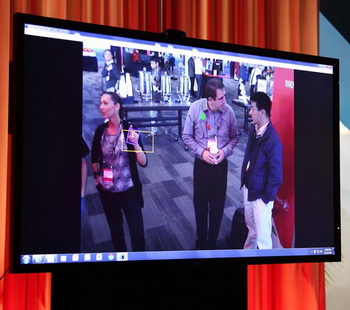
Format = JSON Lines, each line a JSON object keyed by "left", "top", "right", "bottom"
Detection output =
{"left": 241, "top": 92, "right": 282, "bottom": 249}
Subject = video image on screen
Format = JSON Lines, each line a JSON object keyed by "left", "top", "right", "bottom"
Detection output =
{"left": 81, "top": 39, "right": 295, "bottom": 254}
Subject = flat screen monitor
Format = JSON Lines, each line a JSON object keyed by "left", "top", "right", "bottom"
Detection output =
{"left": 9, "top": 13, "right": 341, "bottom": 273}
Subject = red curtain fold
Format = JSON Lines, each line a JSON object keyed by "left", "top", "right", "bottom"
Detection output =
{"left": 248, "top": 263, "right": 325, "bottom": 310}
{"left": 0, "top": 1, "right": 322, "bottom": 309}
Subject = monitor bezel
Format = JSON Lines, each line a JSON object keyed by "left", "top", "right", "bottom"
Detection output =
{"left": 9, "top": 13, "right": 341, "bottom": 273}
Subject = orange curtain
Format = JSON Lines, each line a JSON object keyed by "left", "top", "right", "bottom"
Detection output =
{"left": 248, "top": 263, "right": 325, "bottom": 310}
{"left": 0, "top": 1, "right": 322, "bottom": 309}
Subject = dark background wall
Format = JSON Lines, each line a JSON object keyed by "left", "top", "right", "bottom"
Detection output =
{"left": 320, "top": 0, "right": 350, "bottom": 128}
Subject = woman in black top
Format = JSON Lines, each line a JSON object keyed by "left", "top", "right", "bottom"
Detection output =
{"left": 91, "top": 92, "right": 147, "bottom": 251}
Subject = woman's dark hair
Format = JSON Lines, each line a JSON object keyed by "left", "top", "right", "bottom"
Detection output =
{"left": 205, "top": 78, "right": 225, "bottom": 99}
{"left": 103, "top": 92, "right": 124, "bottom": 119}
{"left": 250, "top": 91, "right": 272, "bottom": 117}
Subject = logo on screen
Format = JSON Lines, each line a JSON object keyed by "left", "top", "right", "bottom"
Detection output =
{"left": 22, "top": 255, "right": 31, "bottom": 264}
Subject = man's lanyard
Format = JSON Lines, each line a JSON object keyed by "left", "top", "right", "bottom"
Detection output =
{"left": 205, "top": 110, "right": 222, "bottom": 140}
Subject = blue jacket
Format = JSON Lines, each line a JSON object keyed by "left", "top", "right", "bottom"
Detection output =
{"left": 241, "top": 122, "right": 282, "bottom": 203}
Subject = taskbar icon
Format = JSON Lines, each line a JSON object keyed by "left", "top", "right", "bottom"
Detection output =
{"left": 117, "top": 252, "right": 128, "bottom": 261}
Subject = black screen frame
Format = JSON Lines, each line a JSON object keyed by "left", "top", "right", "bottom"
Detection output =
{"left": 9, "top": 13, "right": 341, "bottom": 273}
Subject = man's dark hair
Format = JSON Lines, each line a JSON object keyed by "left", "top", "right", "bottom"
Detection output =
{"left": 103, "top": 49, "right": 114, "bottom": 59}
{"left": 250, "top": 91, "right": 272, "bottom": 117}
{"left": 150, "top": 56, "right": 159, "bottom": 64}
{"left": 103, "top": 91, "right": 124, "bottom": 119}
{"left": 205, "top": 78, "right": 225, "bottom": 99}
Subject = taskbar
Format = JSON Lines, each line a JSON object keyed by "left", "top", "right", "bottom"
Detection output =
{"left": 20, "top": 247, "right": 336, "bottom": 265}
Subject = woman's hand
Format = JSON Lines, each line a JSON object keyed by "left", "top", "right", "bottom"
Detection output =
{"left": 92, "top": 163, "right": 101, "bottom": 186}
{"left": 128, "top": 130, "right": 140, "bottom": 145}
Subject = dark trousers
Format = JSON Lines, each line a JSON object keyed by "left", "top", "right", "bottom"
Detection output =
{"left": 189, "top": 76, "right": 195, "bottom": 97}
{"left": 193, "top": 158, "right": 228, "bottom": 249}
{"left": 98, "top": 186, "right": 145, "bottom": 252}
{"left": 195, "top": 74, "right": 203, "bottom": 99}
{"left": 249, "top": 84, "right": 256, "bottom": 96}
{"left": 152, "top": 90, "right": 162, "bottom": 102}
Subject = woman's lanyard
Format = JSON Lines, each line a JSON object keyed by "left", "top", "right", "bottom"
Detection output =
{"left": 104, "top": 124, "right": 122, "bottom": 159}
{"left": 101, "top": 124, "right": 123, "bottom": 185}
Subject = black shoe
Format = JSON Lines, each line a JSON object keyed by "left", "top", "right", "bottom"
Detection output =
{"left": 194, "top": 240, "right": 207, "bottom": 250}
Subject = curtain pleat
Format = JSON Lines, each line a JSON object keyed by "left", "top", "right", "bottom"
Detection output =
{"left": 248, "top": 263, "right": 325, "bottom": 310}
{"left": 0, "top": 1, "right": 323, "bottom": 309}
{"left": 0, "top": 0, "right": 10, "bottom": 309}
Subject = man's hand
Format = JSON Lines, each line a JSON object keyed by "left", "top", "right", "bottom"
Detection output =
{"left": 201, "top": 149, "right": 215, "bottom": 164}
{"left": 202, "top": 149, "right": 225, "bottom": 165}
{"left": 215, "top": 149, "right": 225, "bottom": 164}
